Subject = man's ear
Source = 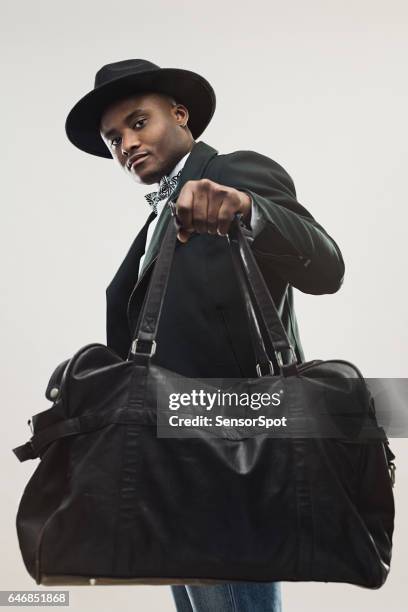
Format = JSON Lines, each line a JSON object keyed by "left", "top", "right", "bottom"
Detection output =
{"left": 173, "top": 102, "right": 189, "bottom": 128}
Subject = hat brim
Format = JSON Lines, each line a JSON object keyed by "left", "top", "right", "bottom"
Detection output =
{"left": 65, "top": 68, "right": 216, "bottom": 158}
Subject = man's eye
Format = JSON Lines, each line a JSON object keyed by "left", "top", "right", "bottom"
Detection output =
{"left": 133, "top": 118, "right": 146, "bottom": 129}
{"left": 109, "top": 119, "right": 146, "bottom": 147}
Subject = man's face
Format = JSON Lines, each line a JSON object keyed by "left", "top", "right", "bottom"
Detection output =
{"left": 99, "top": 92, "right": 192, "bottom": 185}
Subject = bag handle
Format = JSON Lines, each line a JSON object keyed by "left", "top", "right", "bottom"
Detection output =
{"left": 127, "top": 208, "right": 274, "bottom": 367}
{"left": 228, "top": 234, "right": 277, "bottom": 375}
{"left": 128, "top": 203, "right": 297, "bottom": 374}
{"left": 130, "top": 209, "right": 277, "bottom": 374}
{"left": 227, "top": 216, "right": 298, "bottom": 371}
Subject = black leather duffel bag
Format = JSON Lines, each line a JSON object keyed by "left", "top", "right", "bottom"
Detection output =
{"left": 12, "top": 211, "right": 396, "bottom": 588}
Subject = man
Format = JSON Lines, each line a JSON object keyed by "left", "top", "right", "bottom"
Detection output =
{"left": 65, "top": 59, "right": 345, "bottom": 611}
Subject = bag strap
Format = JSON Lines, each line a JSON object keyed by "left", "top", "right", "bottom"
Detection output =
{"left": 228, "top": 233, "right": 277, "bottom": 375}
{"left": 128, "top": 202, "right": 180, "bottom": 358}
{"left": 129, "top": 204, "right": 297, "bottom": 374}
{"left": 12, "top": 407, "right": 156, "bottom": 462}
{"left": 228, "top": 216, "right": 298, "bottom": 372}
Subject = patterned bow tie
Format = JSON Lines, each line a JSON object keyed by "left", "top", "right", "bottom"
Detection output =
{"left": 144, "top": 170, "right": 182, "bottom": 214}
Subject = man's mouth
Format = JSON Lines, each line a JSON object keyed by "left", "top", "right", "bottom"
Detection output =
{"left": 128, "top": 153, "right": 150, "bottom": 170}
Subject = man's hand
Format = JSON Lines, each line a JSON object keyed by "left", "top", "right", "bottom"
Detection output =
{"left": 175, "top": 178, "right": 252, "bottom": 243}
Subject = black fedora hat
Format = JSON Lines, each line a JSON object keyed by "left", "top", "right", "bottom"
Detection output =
{"left": 65, "top": 59, "right": 216, "bottom": 159}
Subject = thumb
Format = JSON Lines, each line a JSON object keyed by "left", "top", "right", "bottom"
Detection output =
{"left": 177, "top": 227, "right": 194, "bottom": 243}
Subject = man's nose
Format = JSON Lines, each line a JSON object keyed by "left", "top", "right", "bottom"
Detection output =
{"left": 121, "top": 128, "right": 142, "bottom": 156}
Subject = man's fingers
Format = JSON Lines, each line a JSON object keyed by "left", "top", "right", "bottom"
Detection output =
{"left": 176, "top": 181, "right": 194, "bottom": 232}
{"left": 176, "top": 179, "right": 241, "bottom": 238}
{"left": 217, "top": 200, "right": 234, "bottom": 236}
{"left": 208, "top": 191, "right": 224, "bottom": 234}
{"left": 192, "top": 181, "right": 208, "bottom": 234}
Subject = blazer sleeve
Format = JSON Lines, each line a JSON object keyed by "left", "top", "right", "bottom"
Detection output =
{"left": 247, "top": 197, "right": 267, "bottom": 237}
{"left": 213, "top": 149, "right": 345, "bottom": 295}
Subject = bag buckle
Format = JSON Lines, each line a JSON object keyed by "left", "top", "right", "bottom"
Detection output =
{"left": 256, "top": 360, "right": 275, "bottom": 377}
{"left": 130, "top": 338, "right": 157, "bottom": 357}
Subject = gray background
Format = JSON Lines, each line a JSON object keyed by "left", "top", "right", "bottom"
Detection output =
{"left": 1, "top": 0, "right": 407, "bottom": 609}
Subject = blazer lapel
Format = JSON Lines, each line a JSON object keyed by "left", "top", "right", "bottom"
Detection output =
{"left": 106, "top": 210, "right": 156, "bottom": 315}
{"left": 137, "top": 140, "right": 219, "bottom": 279}
{"left": 137, "top": 205, "right": 172, "bottom": 279}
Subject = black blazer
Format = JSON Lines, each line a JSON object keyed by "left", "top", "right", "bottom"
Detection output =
{"left": 105, "top": 141, "right": 345, "bottom": 377}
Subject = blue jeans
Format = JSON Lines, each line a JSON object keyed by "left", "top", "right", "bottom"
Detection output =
{"left": 170, "top": 582, "right": 282, "bottom": 611}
